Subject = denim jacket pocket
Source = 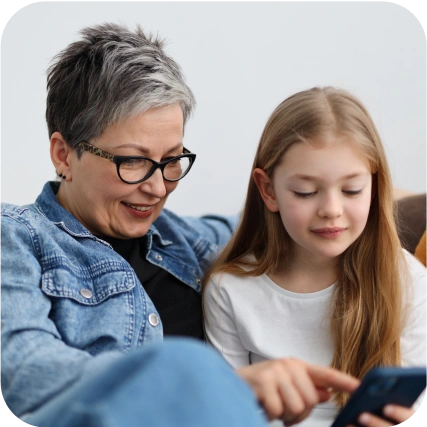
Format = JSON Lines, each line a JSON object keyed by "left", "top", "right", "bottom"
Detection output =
{"left": 41, "top": 262, "right": 138, "bottom": 353}
{"left": 41, "top": 264, "right": 136, "bottom": 304}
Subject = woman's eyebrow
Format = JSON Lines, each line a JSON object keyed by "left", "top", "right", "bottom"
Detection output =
{"left": 114, "top": 142, "right": 183, "bottom": 155}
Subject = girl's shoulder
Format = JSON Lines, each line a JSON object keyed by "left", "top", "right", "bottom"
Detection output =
{"left": 401, "top": 249, "right": 426, "bottom": 305}
{"left": 208, "top": 269, "right": 261, "bottom": 289}
{"left": 206, "top": 256, "right": 265, "bottom": 295}
{"left": 402, "top": 249, "right": 426, "bottom": 279}
{"left": 208, "top": 254, "right": 255, "bottom": 280}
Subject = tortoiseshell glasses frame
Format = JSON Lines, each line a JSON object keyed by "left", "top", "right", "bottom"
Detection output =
{"left": 78, "top": 141, "right": 196, "bottom": 184}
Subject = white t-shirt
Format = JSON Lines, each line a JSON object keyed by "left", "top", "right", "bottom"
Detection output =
{"left": 203, "top": 251, "right": 426, "bottom": 427}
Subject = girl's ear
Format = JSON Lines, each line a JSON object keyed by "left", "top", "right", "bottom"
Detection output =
{"left": 253, "top": 168, "right": 279, "bottom": 212}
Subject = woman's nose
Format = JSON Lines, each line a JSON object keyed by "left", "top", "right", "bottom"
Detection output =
{"left": 138, "top": 168, "right": 167, "bottom": 199}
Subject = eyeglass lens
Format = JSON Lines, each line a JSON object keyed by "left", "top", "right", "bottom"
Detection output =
{"left": 119, "top": 157, "right": 192, "bottom": 183}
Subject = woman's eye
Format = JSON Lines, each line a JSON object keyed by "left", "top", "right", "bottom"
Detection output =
{"left": 167, "top": 159, "right": 181, "bottom": 167}
{"left": 123, "top": 158, "right": 142, "bottom": 165}
{"left": 343, "top": 190, "right": 362, "bottom": 196}
{"left": 121, "top": 158, "right": 147, "bottom": 169}
{"left": 293, "top": 191, "right": 316, "bottom": 198}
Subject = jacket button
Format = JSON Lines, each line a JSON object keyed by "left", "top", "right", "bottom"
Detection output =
{"left": 155, "top": 255, "right": 163, "bottom": 261}
{"left": 80, "top": 288, "right": 93, "bottom": 299}
{"left": 148, "top": 313, "right": 160, "bottom": 326}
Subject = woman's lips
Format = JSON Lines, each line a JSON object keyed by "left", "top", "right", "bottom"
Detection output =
{"left": 122, "top": 202, "right": 155, "bottom": 218}
{"left": 311, "top": 227, "right": 346, "bottom": 239}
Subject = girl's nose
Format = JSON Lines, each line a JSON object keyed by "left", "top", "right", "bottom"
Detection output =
{"left": 318, "top": 192, "right": 344, "bottom": 218}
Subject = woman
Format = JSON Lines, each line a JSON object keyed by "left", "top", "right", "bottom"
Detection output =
{"left": 1, "top": 23, "right": 359, "bottom": 427}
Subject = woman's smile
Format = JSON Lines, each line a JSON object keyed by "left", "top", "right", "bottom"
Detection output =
{"left": 122, "top": 202, "right": 155, "bottom": 218}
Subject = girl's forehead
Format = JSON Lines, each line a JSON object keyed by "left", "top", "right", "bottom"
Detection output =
{"left": 284, "top": 133, "right": 367, "bottom": 157}
{"left": 304, "top": 132, "right": 357, "bottom": 147}
{"left": 277, "top": 137, "right": 372, "bottom": 178}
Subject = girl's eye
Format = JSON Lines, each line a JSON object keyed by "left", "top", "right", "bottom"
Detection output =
{"left": 293, "top": 191, "right": 316, "bottom": 198}
{"left": 343, "top": 190, "right": 362, "bottom": 196}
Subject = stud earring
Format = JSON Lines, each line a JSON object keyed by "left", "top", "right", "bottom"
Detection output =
{"left": 56, "top": 171, "right": 66, "bottom": 179}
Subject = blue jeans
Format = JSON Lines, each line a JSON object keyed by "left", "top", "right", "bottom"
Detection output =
{"left": 22, "top": 338, "right": 267, "bottom": 427}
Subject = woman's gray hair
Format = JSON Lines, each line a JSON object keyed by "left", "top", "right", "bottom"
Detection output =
{"left": 46, "top": 22, "right": 195, "bottom": 155}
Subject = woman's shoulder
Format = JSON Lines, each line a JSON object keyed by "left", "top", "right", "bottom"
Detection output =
{"left": 2, "top": 201, "right": 32, "bottom": 215}
{"left": 1, "top": 201, "right": 44, "bottom": 231}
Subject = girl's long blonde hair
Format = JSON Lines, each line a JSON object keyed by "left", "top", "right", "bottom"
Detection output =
{"left": 203, "top": 87, "right": 405, "bottom": 406}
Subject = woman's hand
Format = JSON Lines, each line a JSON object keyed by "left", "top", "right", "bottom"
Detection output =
{"left": 236, "top": 358, "right": 360, "bottom": 426}
{"left": 351, "top": 405, "right": 415, "bottom": 427}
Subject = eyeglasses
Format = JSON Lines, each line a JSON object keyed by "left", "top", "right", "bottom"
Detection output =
{"left": 78, "top": 141, "right": 196, "bottom": 184}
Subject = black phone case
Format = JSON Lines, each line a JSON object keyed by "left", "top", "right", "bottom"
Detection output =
{"left": 331, "top": 367, "right": 426, "bottom": 427}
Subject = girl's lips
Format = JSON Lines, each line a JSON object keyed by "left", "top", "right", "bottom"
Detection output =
{"left": 312, "top": 227, "right": 346, "bottom": 233}
{"left": 311, "top": 227, "right": 346, "bottom": 239}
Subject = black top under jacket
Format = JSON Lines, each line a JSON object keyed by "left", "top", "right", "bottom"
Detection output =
{"left": 103, "top": 235, "right": 204, "bottom": 340}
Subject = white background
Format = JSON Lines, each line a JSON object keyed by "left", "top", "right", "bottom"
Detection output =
{"left": 1, "top": 2, "right": 426, "bottom": 217}
{"left": 1, "top": 2, "right": 426, "bottom": 427}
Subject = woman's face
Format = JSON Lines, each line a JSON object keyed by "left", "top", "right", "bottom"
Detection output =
{"left": 57, "top": 103, "right": 184, "bottom": 238}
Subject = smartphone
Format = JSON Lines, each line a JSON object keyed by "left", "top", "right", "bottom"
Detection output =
{"left": 331, "top": 366, "right": 426, "bottom": 427}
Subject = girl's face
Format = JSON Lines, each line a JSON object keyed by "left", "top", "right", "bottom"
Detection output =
{"left": 255, "top": 135, "right": 373, "bottom": 263}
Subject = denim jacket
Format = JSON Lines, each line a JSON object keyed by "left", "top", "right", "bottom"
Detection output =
{"left": 1, "top": 182, "right": 237, "bottom": 417}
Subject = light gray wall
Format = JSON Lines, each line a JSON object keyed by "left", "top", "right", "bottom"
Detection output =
{"left": 1, "top": 2, "right": 426, "bottom": 216}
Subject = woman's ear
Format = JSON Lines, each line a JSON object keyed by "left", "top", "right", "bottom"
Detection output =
{"left": 50, "top": 132, "right": 72, "bottom": 180}
{"left": 253, "top": 168, "right": 279, "bottom": 212}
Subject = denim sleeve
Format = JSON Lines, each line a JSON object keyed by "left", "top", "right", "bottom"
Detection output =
{"left": 182, "top": 215, "right": 240, "bottom": 249}
{"left": 1, "top": 216, "right": 121, "bottom": 417}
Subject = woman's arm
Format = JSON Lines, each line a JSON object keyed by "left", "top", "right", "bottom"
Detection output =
{"left": 1, "top": 215, "right": 121, "bottom": 417}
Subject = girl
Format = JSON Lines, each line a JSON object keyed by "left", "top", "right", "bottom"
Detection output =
{"left": 203, "top": 87, "right": 426, "bottom": 427}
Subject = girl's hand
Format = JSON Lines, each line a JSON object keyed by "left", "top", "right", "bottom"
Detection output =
{"left": 349, "top": 404, "right": 415, "bottom": 427}
{"left": 236, "top": 358, "right": 360, "bottom": 426}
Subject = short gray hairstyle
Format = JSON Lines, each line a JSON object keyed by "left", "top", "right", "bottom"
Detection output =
{"left": 46, "top": 22, "right": 195, "bottom": 155}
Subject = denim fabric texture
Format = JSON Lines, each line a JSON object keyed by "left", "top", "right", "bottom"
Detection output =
{"left": 21, "top": 339, "right": 267, "bottom": 427}
{"left": 1, "top": 181, "right": 237, "bottom": 419}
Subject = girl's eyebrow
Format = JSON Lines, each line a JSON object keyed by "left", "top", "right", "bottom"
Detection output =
{"left": 289, "top": 172, "right": 370, "bottom": 181}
